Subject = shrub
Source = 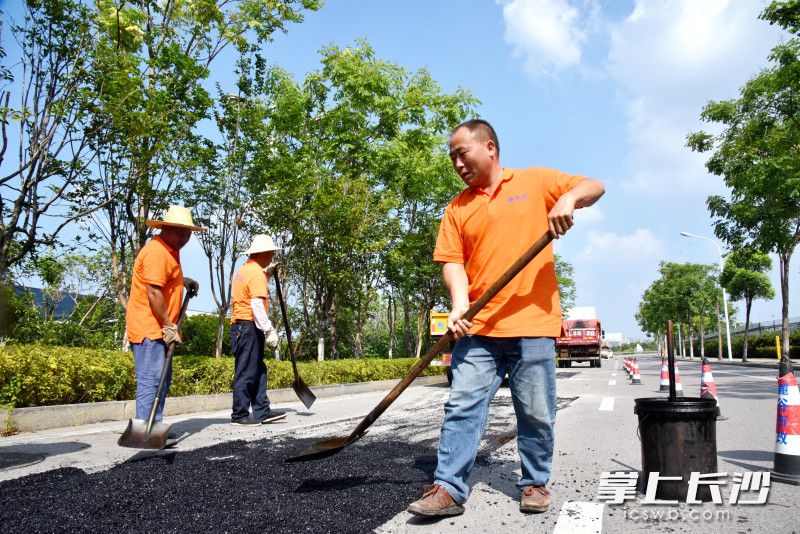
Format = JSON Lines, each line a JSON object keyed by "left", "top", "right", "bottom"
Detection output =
{"left": 177, "top": 314, "right": 231, "bottom": 357}
{"left": 699, "top": 329, "right": 798, "bottom": 359}
{"left": 0, "top": 345, "right": 446, "bottom": 408}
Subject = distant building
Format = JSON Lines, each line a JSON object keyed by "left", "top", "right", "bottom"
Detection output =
{"left": 15, "top": 286, "right": 79, "bottom": 319}
{"left": 604, "top": 332, "right": 625, "bottom": 348}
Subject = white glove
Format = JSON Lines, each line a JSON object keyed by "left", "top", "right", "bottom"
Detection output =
{"left": 162, "top": 323, "right": 181, "bottom": 344}
{"left": 265, "top": 327, "right": 279, "bottom": 351}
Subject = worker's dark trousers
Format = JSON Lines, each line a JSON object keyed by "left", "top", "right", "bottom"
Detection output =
{"left": 231, "top": 320, "right": 270, "bottom": 421}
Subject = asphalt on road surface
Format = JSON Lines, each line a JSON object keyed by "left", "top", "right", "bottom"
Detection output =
{"left": 2, "top": 355, "right": 799, "bottom": 533}
{"left": 0, "top": 391, "right": 575, "bottom": 534}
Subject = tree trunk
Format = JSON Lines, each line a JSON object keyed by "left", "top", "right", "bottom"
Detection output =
{"left": 387, "top": 293, "right": 395, "bottom": 359}
{"left": 677, "top": 322, "right": 684, "bottom": 358}
{"left": 699, "top": 310, "right": 705, "bottom": 359}
{"left": 315, "top": 307, "right": 325, "bottom": 362}
{"left": 715, "top": 297, "right": 723, "bottom": 362}
{"left": 779, "top": 252, "right": 791, "bottom": 360}
{"left": 353, "top": 293, "right": 364, "bottom": 359}
{"left": 743, "top": 297, "right": 752, "bottom": 362}
{"left": 329, "top": 296, "right": 339, "bottom": 360}
{"left": 688, "top": 314, "right": 695, "bottom": 358}
{"left": 215, "top": 307, "right": 227, "bottom": 358}
{"left": 415, "top": 308, "right": 423, "bottom": 358}
{"left": 402, "top": 296, "right": 413, "bottom": 358}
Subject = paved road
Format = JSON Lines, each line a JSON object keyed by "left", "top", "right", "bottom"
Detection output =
{"left": 1, "top": 354, "right": 798, "bottom": 533}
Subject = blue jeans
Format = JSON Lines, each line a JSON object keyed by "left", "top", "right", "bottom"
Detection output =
{"left": 132, "top": 338, "right": 172, "bottom": 422}
{"left": 434, "top": 335, "right": 556, "bottom": 504}
{"left": 231, "top": 321, "right": 270, "bottom": 421}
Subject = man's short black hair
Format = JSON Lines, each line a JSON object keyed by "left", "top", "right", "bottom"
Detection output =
{"left": 453, "top": 119, "right": 500, "bottom": 156}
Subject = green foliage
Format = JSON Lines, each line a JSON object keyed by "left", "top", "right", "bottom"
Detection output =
{"left": 720, "top": 248, "right": 775, "bottom": 304}
{"left": 688, "top": 0, "right": 800, "bottom": 358}
{"left": 0, "top": 346, "right": 136, "bottom": 408}
{"left": 0, "top": 345, "right": 445, "bottom": 408}
{"left": 703, "top": 329, "right": 800, "bottom": 360}
{"left": 555, "top": 254, "right": 577, "bottom": 315}
{"left": 636, "top": 262, "right": 721, "bottom": 337}
{"left": 177, "top": 314, "right": 231, "bottom": 357}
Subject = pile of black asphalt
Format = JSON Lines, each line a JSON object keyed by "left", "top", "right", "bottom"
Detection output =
{"left": 0, "top": 435, "right": 441, "bottom": 533}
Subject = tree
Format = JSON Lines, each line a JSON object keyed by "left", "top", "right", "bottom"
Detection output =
{"left": 687, "top": 1, "right": 800, "bottom": 359}
{"left": 635, "top": 261, "right": 719, "bottom": 357}
{"left": 252, "top": 41, "right": 475, "bottom": 361}
{"left": 0, "top": 0, "right": 105, "bottom": 278}
{"left": 554, "top": 254, "right": 576, "bottom": 316}
{"left": 721, "top": 248, "right": 775, "bottom": 361}
{"left": 84, "top": 0, "right": 320, "bottom": 313}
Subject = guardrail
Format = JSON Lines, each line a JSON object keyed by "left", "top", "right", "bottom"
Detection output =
{"left": 699, "top": 317, "right": 799, "bottom": 340}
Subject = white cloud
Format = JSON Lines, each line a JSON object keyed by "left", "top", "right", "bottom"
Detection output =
{"left": 500, "top": 0, "right": 587, "bottom": 75}
{"left": 580, "top": 228, "right": 663, "bottom": 261}
{"left": 607, "top": 0, "right": 784, "bottom": 195}
{"left": 573, "top": 204, "right": 603, "bottom": 224}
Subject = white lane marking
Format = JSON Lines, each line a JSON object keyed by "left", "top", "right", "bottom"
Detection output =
{"left": 552, "top": 501, "right": 604, "bottom": 534}
{"left": 712, "top": 370, "right": 774, "bottom": 381}
{"left": 599, "top": 397, "right": 614, "bottom": 411}
{"left": 608, "top": 380, "right": 616, "bottom": 386}
{"left": 611, "top": 372, "right": 617, "bottom": 377}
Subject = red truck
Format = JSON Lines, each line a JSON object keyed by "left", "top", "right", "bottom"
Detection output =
{"left": 557, "top": 318, "right": 603, "bottom": 368}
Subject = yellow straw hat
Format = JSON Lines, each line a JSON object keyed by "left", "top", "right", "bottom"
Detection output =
{"left": 146, "top": 205, "right": 207, "bottom": 232}
{"left": 244, "top": 234, "right": 282, "bottom": 255}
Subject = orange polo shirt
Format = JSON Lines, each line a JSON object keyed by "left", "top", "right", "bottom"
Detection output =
{"left": 126, "top": 236, "right": 184, "bottom": 343}
{"left": 231, "top": 259, "right": 269, "bottom": 323}
{"left": 434, "top": 167, "right": 585, "bottom": 337}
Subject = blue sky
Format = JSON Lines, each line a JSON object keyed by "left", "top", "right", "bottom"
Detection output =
{"left": 4, "top": 0, "right": 798, "bottom": 339}
{"left": 204, "top": 0, "right": 796, "bottom": 339}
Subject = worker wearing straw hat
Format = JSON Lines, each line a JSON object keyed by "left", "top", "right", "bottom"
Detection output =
{"left": 126, "top": 205, "right": 206, "bottom": 424}
{"left": 229, "top": 234, "right": 287, "bottom": 425}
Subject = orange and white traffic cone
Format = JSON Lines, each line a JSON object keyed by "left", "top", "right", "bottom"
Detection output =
{"left": 700, "top": 357, "right": 719, "bottom": 405}
{"left": 659, "top": 357, "right": 670, "bottom": 392}
{"left": 631, "top": 357, "right": 642, "bottom": 385}
{"left": 674, "top": 362, "right": 683, "bottom": 395}
{"left": 773, "top": 358, "right": 800, "bottom": 486}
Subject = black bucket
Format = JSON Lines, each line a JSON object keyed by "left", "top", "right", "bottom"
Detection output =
{"left": 634, "top": 397, "right": 719, "bottom": 501}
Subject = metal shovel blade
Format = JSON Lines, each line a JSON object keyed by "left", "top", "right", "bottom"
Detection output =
{"left": 293, "top": 375, "right": 316, "bottom": 409}
{"left": 286, "top": 231, "right": 555, "bottom": 463}
{"left": 285, "top": 435, "right": 356, "bottom": 463}
{"left": 117, "top": 419, "right": 172, "bottom": 450}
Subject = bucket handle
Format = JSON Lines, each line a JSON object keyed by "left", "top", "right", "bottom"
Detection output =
{"left": 636, "top": 413, "right": 649, "bottom": 441}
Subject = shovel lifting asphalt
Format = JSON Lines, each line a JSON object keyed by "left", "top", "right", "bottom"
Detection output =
{"left": 118, "top": 289, "right": 194, "bottom": 449}
{"left": 286, "top": 231, "right": 555, "bottom": 462}
{"left": 273, "top": 271, "right": 316, "bottom": 408}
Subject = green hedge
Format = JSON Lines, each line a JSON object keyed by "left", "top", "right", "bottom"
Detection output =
{"left": 699, "top": 329, "right": 799, "bottom": 360}
{"left": 0, "top": 345, "right": 445, "bottom": 408}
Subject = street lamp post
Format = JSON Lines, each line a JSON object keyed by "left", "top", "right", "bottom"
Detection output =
{"left": 680, "top": 232, "right": 733, "bottom": 361}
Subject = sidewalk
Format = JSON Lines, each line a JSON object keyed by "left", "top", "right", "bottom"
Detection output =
{"left": 1, "top": 375, "right": 447, "bottom": 434}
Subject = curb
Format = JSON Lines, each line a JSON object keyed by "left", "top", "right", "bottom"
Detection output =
{"left": 0, "top": 375, "right": 447, "bottom": 433}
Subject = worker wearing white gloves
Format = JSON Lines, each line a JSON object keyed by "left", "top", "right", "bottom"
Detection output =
{"left": 229, "top": 234, "right": 287, "bottom": 425}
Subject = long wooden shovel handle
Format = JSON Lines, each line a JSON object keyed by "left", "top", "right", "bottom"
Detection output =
{"left": 273, "top": 272, "right": 300, "bottom": 380}
{"left": 346, "top": 231, "right": 555, "bottom": 441}
{"left": 145, "top": 291, "right": 193, "bottom": 434}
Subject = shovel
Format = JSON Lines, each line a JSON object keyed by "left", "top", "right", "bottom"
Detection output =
{"left": 118, "top": 290, "right": 193, "bottom": 449}
{"left": 286, "top": 231, "right": 555, "bottom": 462}
{"left": 273, "top": 270, "right": 316, "bottom": 408}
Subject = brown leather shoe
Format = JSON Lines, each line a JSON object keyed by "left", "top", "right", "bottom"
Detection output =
{"left": 520, "top": 485, "right": 551, "bottom": 513}
{"left": 407, "top": 484, "right": 465, "bottom": 517}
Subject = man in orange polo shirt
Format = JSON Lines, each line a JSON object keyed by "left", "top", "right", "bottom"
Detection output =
{"left": 126, "top": 205, "right": 204, "bottom": 425}
{"left": 229, "top": 234, "right": 287, "bottom": 425}
{"left": 408, "top": 119, "right": 604, "bottom": 516}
